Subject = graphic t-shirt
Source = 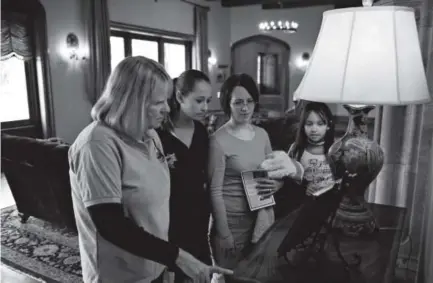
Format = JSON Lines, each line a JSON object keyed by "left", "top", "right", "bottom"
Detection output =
{"left": 300, "top": 150, "right": 335, "bottom": 195}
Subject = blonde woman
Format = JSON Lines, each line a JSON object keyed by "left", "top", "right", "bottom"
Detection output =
{"left": 69, "top": 56, "right": 232, "bottom": 283}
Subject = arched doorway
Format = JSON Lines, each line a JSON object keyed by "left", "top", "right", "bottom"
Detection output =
{"left": 231, "top": 35, "right": 291, "bottom": 114}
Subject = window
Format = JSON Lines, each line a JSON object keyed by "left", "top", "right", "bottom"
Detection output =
{"left": 0, "top": 56, "right": 40, "bottom": 127}
{"left": 1, "top": 0, "right": 52, "bottom": 138}
{"left": 1, "top": 57, "right": 30, "bottom": 122}
{"left": 164, "top": 43, "right": 186, "bottom": 79}
{"left": 110, "top": 36, "right": 125, "bottom": 71}
{"left": 131, "top": 39, "right": 158, "bottom": 61}
{"left": 110, "top": 30, "right": 192, "bottom": 78}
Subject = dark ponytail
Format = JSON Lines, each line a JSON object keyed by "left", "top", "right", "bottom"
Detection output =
{"left": 167, "top": 77, "right": 180, "bottom": 121}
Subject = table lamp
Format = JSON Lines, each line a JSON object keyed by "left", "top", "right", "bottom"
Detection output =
{"left": 295, "top": 0, "right": 430, "bottom": 236}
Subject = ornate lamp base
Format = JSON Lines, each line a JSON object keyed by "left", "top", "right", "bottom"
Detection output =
{"left": 328, "top": 105, "right": 384, "bottom": 237}
{"left": 333, "top": 195, "right": 377, "bottom": 237}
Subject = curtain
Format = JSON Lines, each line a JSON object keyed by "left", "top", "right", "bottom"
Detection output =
{"left": 82, "top": 0, "right": 111, "bottom": 104}
{"left": 193, "top": 6, "right": 209, "bottom": 74}
{"left": 1, "top": 1, "right": 36, "bottom": 61}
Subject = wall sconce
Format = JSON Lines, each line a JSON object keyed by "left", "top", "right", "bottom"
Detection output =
{"left": 296, "top": 52, "right": 310, "bottom": 69}
{"left": 208, "top": 57, "right": 217, "bottom": 66}
{"left": 66, "top": 33, "right": 86, "bottom": 61}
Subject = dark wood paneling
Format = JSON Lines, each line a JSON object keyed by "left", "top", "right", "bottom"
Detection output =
{"left": 220, "top": 0, "right": 270, "bottom": 7}
{"left": 220, "top": 0, "right": 380, "bottom": 8}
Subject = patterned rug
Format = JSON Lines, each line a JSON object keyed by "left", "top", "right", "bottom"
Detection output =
{"left": 1, "top": 206, "right": 82, "bottom": 283}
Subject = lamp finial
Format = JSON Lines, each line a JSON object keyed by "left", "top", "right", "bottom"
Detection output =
{"left": 362, "top": 0, "right": 373, "bottom": 7}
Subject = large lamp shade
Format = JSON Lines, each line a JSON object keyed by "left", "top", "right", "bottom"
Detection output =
{"left": 295, "top": 6, "right": 430, "bottom": 105}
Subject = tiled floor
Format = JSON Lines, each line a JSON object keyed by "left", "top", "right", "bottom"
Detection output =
{"left": 1, "top": 175, "right": 41, "bottom": 283}
{"left": 0, "top": 265, "right": 43, "bottom": 283}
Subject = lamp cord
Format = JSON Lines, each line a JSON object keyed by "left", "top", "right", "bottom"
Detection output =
{"left": 379, "top": 227, "right": 412, "bottom": 280}
{"left": 405, "top": 234, "right": 413, "bottom": 280}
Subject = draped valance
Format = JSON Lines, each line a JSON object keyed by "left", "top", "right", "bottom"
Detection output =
{"left": 1, "top": 0, "right": 37, "bottom": 61}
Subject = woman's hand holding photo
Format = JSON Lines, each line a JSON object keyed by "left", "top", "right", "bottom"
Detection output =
{"left": 255, "top": 178, "right": 284, "bottom": 199}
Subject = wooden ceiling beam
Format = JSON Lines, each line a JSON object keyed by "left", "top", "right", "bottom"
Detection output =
{"left": 219, "top": 0, "right": 379, "bottom": 8}
{"left": 220, "top": 0, "right": 277, "bottom": 7}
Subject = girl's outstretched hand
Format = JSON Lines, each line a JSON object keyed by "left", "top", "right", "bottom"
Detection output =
{"left": 259, "top": 151, "right": 298, "bottom": 179}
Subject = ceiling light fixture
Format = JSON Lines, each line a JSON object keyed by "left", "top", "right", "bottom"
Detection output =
{"left": 258, "top": 20, "right": 298, "bottom": 33}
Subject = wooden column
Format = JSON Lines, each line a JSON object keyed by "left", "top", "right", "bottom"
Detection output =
{"left": 416, "top": 0, "right": 433, "bottom": 281}
{"left": 419, "top": 117, "right": 433, "bottom": 283}
{"left": 367, "top": 0, "right": 432, "bottom": 279}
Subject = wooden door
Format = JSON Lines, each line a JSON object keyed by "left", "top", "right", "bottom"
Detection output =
{"left": 231, "top": 35, "right": 290, "bottom": 114}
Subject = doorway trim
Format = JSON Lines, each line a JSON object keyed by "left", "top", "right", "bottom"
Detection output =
{"left": 230, "top": 34, "right": 291, "bottom": 112}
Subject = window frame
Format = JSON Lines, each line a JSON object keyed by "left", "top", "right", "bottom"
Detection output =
{"left": 1, "top": 57, "right": 42, "bottom": 131}
{"left": 1, "top": 0, "right": 54, "bottom": 139}
{"left": 110, "top": 22, "right": 193, "bottom": 73}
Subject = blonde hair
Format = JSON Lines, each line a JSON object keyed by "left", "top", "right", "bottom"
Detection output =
{"left": 91, "top": 56, "right": 172, "bottom": 139}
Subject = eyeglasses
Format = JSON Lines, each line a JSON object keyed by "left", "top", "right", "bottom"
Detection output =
{"left": 231, "top": 99, "right": 256, "bottom": 108}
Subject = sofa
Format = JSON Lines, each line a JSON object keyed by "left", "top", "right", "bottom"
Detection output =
{"left": 1, "top": 133, "right": 76, "bottom": 230}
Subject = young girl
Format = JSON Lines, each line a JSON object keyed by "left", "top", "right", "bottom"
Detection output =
{"left": 156, "top": 70, "right": 213, "bottom": 282}
{"left": 288, "top": 102, "right": 335, "bottom": 196}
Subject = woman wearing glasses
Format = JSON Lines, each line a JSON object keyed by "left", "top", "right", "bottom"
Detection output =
{"left": 208, "top": 74, "right": 284, "bottom": 282}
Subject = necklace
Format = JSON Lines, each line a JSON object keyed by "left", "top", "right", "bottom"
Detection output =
{"left": 308, "top": 139, "right": 325, "bottom": 146}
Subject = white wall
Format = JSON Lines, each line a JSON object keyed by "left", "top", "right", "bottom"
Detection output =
{"left": 207, "top": 2, "right": 231, "bottom": 110}
{"left": 108, "top": 0, "right": 194, "bottom": 34}
{"left": 39, "top": 0, "right": 92, "bottom": 143}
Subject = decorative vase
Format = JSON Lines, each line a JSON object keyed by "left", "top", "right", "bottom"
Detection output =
{"left": 329, "top": 105, "right": 384, "bottom": 237}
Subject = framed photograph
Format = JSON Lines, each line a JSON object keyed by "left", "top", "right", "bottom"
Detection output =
{"left": 241, "top": 169, "right": 276, "bottom": 211}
